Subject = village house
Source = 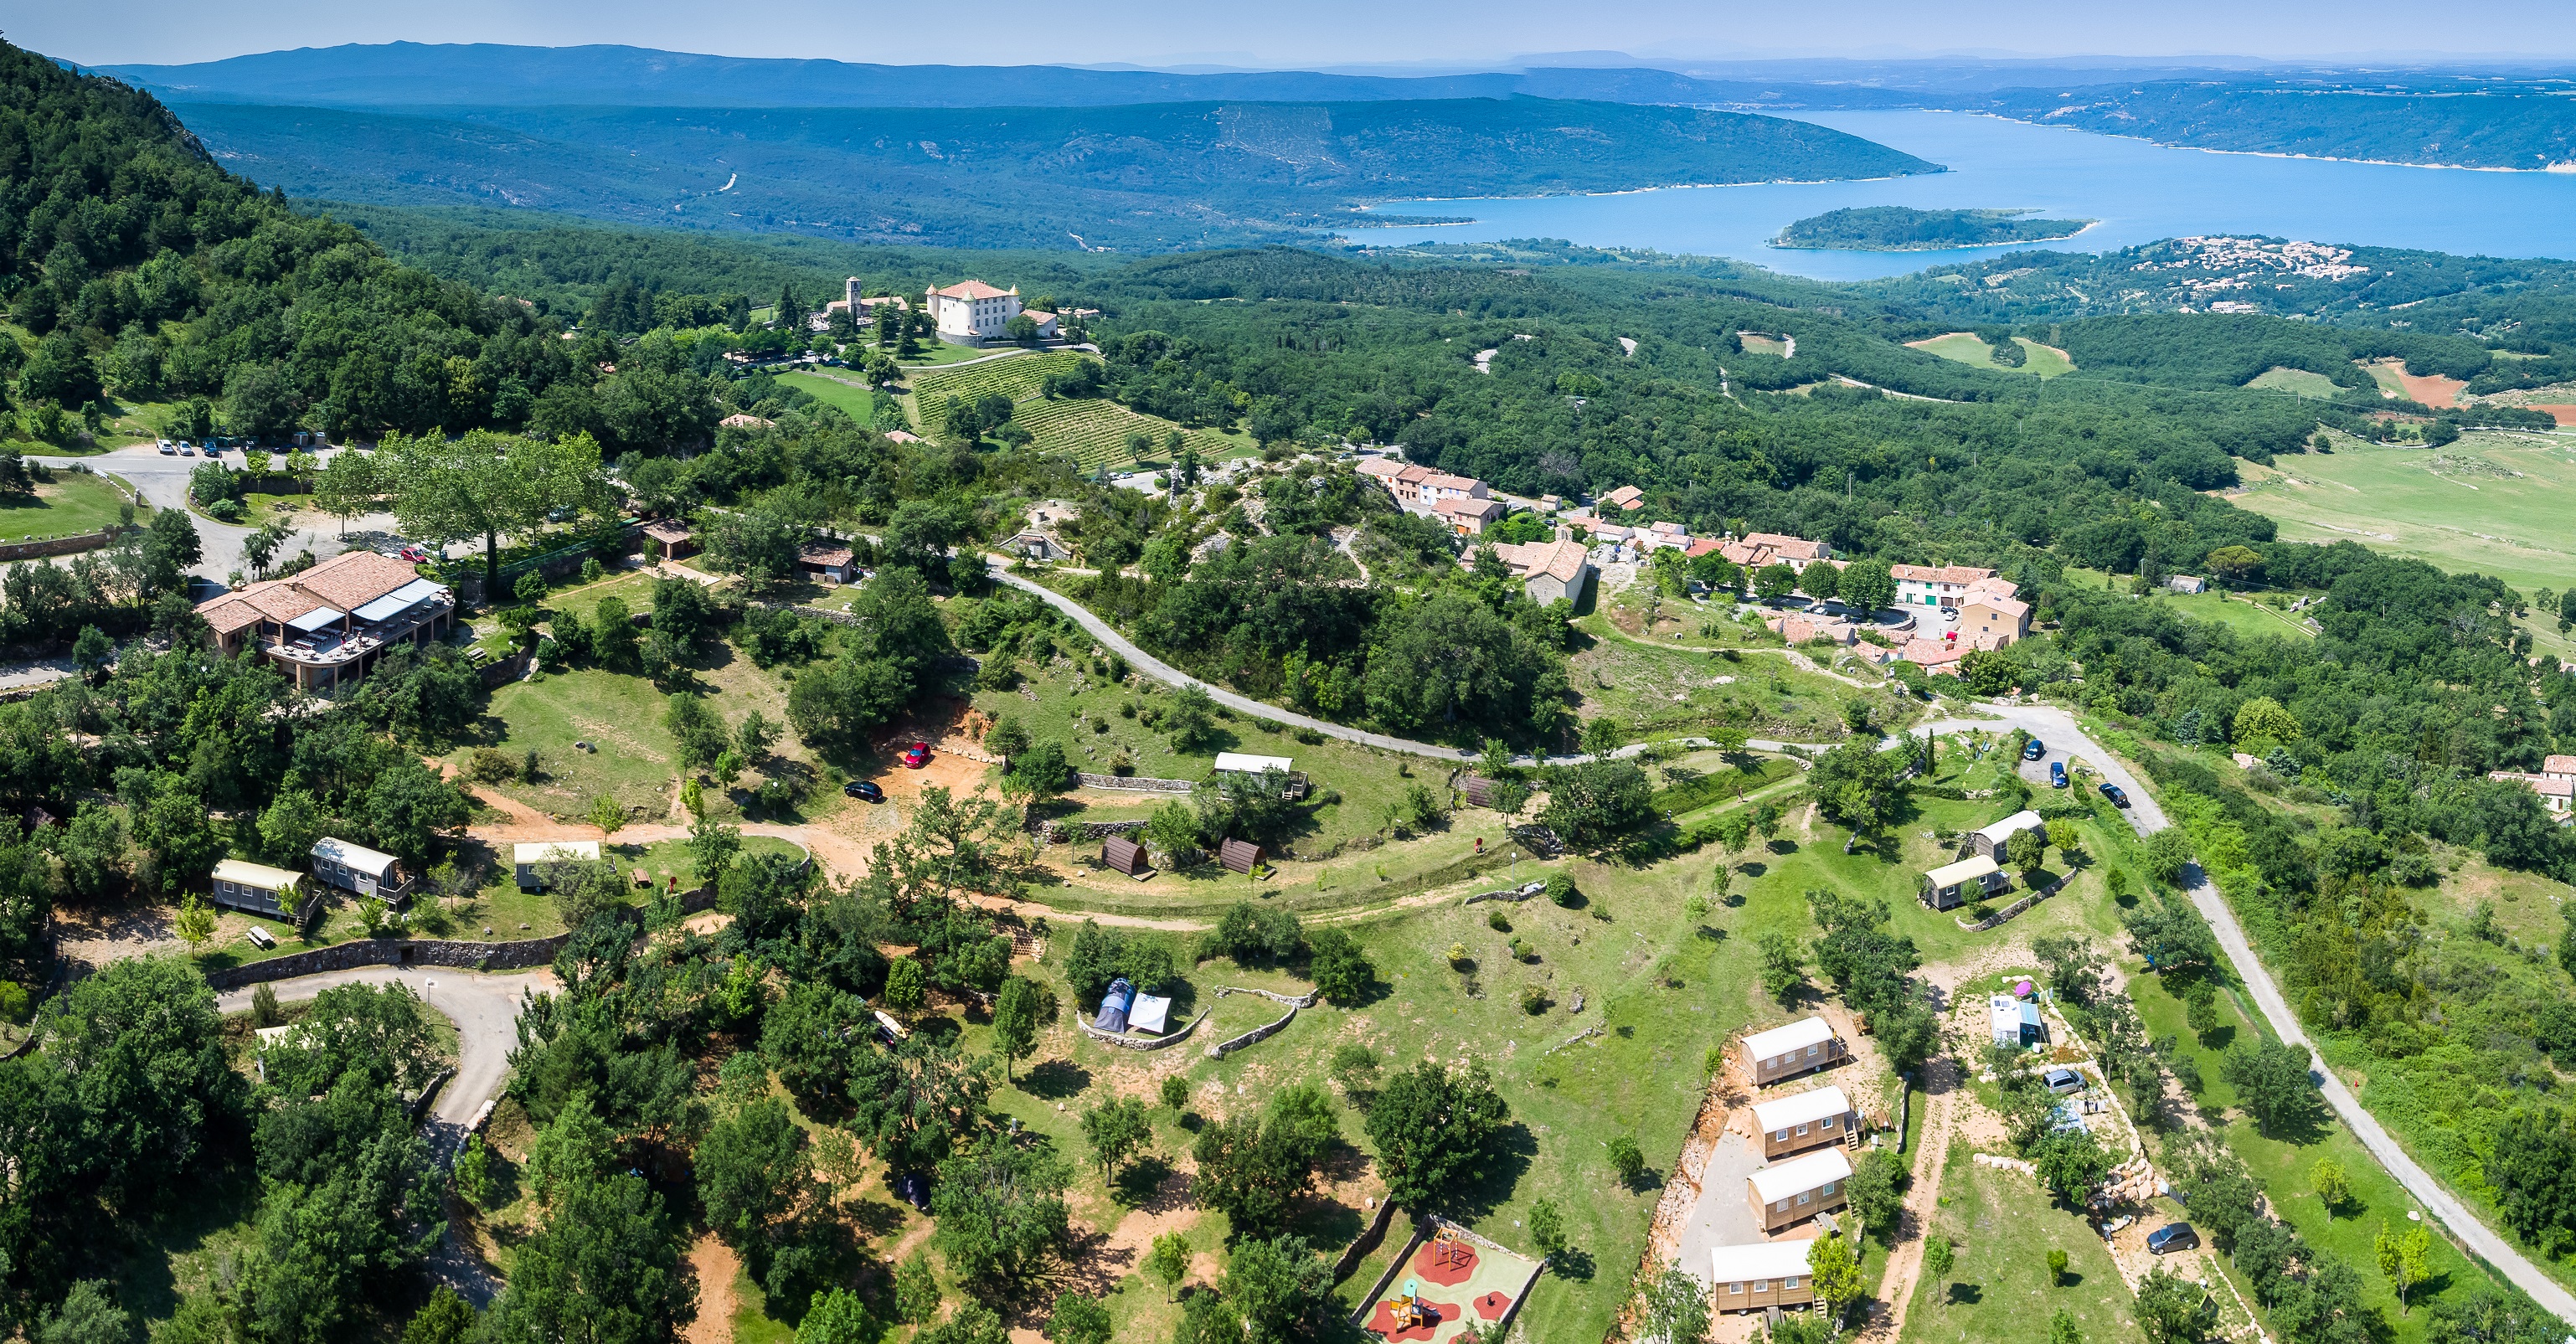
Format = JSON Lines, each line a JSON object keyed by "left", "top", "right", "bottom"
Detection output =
{"left": 1723, "top": 532, "right": 1836, "bottom": 574}
{"left": 1434, "top": 495, "right": 1506, "bottom": 534}
{"left": 1598, "top": 485, "right": 1646, "bottom": 512}
{"left": 1748, "top": 1147, "right": 1852, "bottom": 1233}
{"left": 1892, "top": 563, "right": 1998, "bottom": 612}
{"left": 641, "top": 518, "right": 696, "bottom": 560}
{"left": 1708, "top": 1239, "right": 1822, "bottom": 1311}
{"left": 1640, "top": 520, "right": 1691, "bottom": 551}
{"left": 1473, "top": 535, "right": 1594, "bottom": 605}
{"left": 797, "top": 540, "right": 860, "bottom": 584}
{"left": 2488, "top": 754, "right": 2576, "bottom": 821}
{"left": 195, "top": 551, "right": 456, "bottom": 695}
{"left": 1738, "top": 1017, "right": 1847, "bottom": 1085}
{"left": 924, "top": 281, "right": 1059, "bottom": 345}
{"left": 1957, "top": 578, "right": 2032, "bottom": 648}
{"left": 1919, "top": 853, "right": 2007, "bottom": 910}
{"left": 1766, "top": 614, "right": 1857, "bottom": 646}
{"left": 1749, "top": 1086, "right": 1859, "bottom": 1160}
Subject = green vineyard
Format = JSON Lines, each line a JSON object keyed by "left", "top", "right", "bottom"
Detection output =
{"left": 1010, "top": 397, "right": 1239, "bottom": 469}
{"left": 905, "top": 350, "right": 1095, "bottom": 408}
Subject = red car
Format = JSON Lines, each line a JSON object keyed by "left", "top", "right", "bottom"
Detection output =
{"left": 903, "top": 741, "right": 930, "bottom": 769}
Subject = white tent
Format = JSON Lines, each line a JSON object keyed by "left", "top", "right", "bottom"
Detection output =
{"left": 1128, "top": 992, "right": 1173, "bottom": 1034}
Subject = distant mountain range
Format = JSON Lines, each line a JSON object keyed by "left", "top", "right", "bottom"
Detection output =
{"left": 87, "top": 42, "right": 2576, "bottom": 258}
{"left": 176, "top": 97, "right": 1939, "bottom": 250}
{"left": 100, "top": 42, "right": 1930, "bottom": 111}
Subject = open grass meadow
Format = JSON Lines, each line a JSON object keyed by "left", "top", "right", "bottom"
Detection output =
{"left": 0, "top": 468, "right": 137, "bottom": 541}
{"left": 1909, "top": 1142, "right": 2139, "bottom": 1344}
{"left": 775, "top": 370, "right": 891, "bottom": 426}
{"left": 2054, "top": 566, "right": 2319, "bottom": 643}
{"left": 1571, "top": 602, "right": 1922, "bottom": 746}
{"left": 2246, "top": 365, "right": 2345, "bottom": 398}
{"left": 1907, "top": 332, "right": 2077, "bottom": 378}
{"left": 2232, "top": 431, "right": 2576, "bottom": 595}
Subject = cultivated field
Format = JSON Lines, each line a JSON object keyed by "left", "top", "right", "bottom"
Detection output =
{"left": 2233, "top": 433, "right": 2576, "bottom": 594}
{"left": 2357, "top": 358, "right": 2466, "bottom": 407}
{"left": 907, "top": 350, "right": 1095, "bottom": 407}
{"left": 1009, "top": 397, "right": 1237, "bottom": 469}
{"left": 1906, "top": 332, "right": 2076, "bottom": 378}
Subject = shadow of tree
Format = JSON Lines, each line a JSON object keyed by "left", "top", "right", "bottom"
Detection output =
{"left": 1946, "top": 1282, "right": 1983, "bottom": 1305}
{"left": 1021, "top": 1058, "right": 1092, "bottom": 1100}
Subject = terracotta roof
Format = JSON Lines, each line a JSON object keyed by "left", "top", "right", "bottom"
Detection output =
{"left": 1892, "top": 564, "right": 1998, "bottom": 585}
{"left": 1962, "top": 576, "right": 2020, "bottom": 603}
{"left": 294, "top": 551, "right": 422, "bottom": 613}
{"left": 234, "top": 579, "right": 328, "bottom": 625}
{"left": 1965, "top": 595, "right": 2030, "bottom": 619}
{"left": 931, "top": 280, "right": 1013, "bottom": 301}
{"left": 1521, "top": 538, "right": 1589, "bottom": 584}
{"left": 200, "top": 597, "right": 266, "bottom": 636}
{"left": 1354, "top": 458, "right": 1406, "bottom": 479}
{"left": 1600, "top": 485, "right": 1643, "bottom": 507}
{"left": 643, "top": 519, "right": 693, "bottom": 542}
{"left": 2548, "top": 754, "right": 2576, "bottom": 775}
{"left": 1650, "top": 521, "right": 1687, "bottom": 536}
{"left": 1741, "top": 532, "right": 1828, "bottom": 559}
{"left": 1424, "top": 473, "right": 1482, "bottom": 492}
{"left": 1394, "top": 464, "right": 1435, "bottom": 484}
{"left": 1684, "top": 538, "right": 1724, "bottom": 558}
{"left": 1435, "top": 497, "right": 1503, "bottom": 520}
{"left": 800, "top": 541, "right": 855, "bottom": 567}
{"left": 1900, "top": 637, "right": 1965, "bottom": 667}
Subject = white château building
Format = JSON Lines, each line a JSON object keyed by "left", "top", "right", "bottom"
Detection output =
{"left": 924, "top": 280, "right": 1059, "bottom": 346}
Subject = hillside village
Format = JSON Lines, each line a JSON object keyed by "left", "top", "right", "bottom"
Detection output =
{"left": 13, "top": 41, "right": 2576, "bottom": 1344}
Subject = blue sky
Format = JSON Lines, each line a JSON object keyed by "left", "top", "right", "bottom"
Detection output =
{"left": 11, "top": 0, "right": 2573, "bottom": 69}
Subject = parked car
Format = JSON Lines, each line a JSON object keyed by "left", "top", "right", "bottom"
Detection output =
{"left": 2043, "top": 1067, "right": 2084, "bottom": 1095}
{"left": 2099, "top": 782, "right": 2130, "bottom": 808}
{"left": 843, "top": 780, "right": 884, "bottom": 802}
{"left": 2049, "top": 761, "right": 2069, "bottom": 789}
{"left": 399, "top": 546, "right": 429, "bottom": 563}
{"left": 179, "top": 444, "right": 196, "bottom": 456}
{"left": 2146, "top": 1223, "right": 2199, "bottom": 1254}
{"left": 903, "top": 742, "right": 930, "bottom": 769}
{"left": 2023, "top": 738, "right": 2046, "bottom": 761}
{"left": 157, "top": 440, "right": 176, "bottom": 455}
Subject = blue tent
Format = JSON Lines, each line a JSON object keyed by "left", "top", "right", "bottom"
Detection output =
{"left": 1094, "top": 977, "right": 1134, "bottom": 1033}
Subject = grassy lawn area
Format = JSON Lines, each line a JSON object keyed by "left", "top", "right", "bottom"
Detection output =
{"left": 2246, "top": 366, "right": 2345, "bottom": 398}
{"left": 1909, "top": 1142, "right": 2136, "bottom": 1344}
{"left": 453, "top": 668, "right": 686, "bottom": 819}
{"left": 1571, "top": 602, "right": 1921, "bottom": 746}
{"left": 775, "top": 370, "right": 889, "bottom": 426}
{"left": 1907, "top": 332, "right": 2076, "bottom": 378}
{"left": 2231, "top": 431, "right": 2576, "bottom": 595}
{"left": 2057, "top": 565, "right": 2317, "bottom": 643}
{"left": 0, "top": 469, "right": 137, "bottom": 540}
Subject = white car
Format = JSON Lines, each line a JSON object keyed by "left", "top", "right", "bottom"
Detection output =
{"left": 157, "top": 440, "right": 175, "bottom": 455}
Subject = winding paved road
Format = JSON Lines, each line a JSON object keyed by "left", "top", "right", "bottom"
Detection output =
{"left": 221, "top": 964, "right": 553, "bottom": 1305}
{"left": 1924, "top": 703, "right": 2576, "bottom": 1325}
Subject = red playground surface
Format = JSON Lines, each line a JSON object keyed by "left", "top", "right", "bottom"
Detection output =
{"left": 1414, "top": 1238, "right": 1480, "bottom": 1286}
{"left": 1366, "top": 1297, "right": 1462, "bottom": 1341}
{"left": 1474, "top": 1290, "right": 1511, "bottom": 1320}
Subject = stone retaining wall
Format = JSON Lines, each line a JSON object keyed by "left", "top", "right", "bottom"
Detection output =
{"left": 1331, "top": 1198, "right": 1402, "bottom": 1285}
{"left": 0, "top": 524, "right": 126, "bottom": 564}
{"left": 1347, "top": 1222, "right": 1430, "bottom": 1327}
{"left": 204, "top": 931, "right": 572, "bottom": 990}
{"left": 1956, "top": 873, "right": 2071, "bottom": 931}
{"left": 1212, "top": 985, "right": 1317, "bottom": 1008}
{"left": 1073, "top": 772, "right": 1195, "bottom": 795}
{"left": 1036, "top": 817, "right": 1149, "bottom": 845}
{"left": 1076, "top": 1008, "right": 1207, "bottom": 1051}
{"left": 1205, "top": 1002, "right": 1301, "bottom": 1058}
{"left": 1462, "top": 879, "right": 1548, "bottom": 907}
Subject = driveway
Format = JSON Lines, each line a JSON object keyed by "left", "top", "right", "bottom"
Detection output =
{"left": 31, "top": 445, "right": 389, "bottom": 581}
{"left": 1921, "top": 701, "right": 2576, "bottom": 1324}
{"left": 220, "top": 964, "right": 554, "bottom": 1305}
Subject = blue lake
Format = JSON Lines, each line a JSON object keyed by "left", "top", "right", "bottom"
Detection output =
{"left": 1351, "top": 111, "right": 2576, "bottom": 279}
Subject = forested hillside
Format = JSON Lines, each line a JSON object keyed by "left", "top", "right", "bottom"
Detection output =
{"left": 1986, "top": 77, "right": 2576, "bottom": 171}
{"left": 173, "top": 96, "right": 1939, "bottom": 251}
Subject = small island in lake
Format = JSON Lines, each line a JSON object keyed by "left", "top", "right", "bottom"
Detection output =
{"left": 1770, "top": 206, "right": 2095, "bottom": 251}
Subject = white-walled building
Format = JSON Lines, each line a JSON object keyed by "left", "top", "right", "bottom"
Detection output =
{"left": 925, "top": 281, "right": 1058, "bottom": 345}
{"left": 1893, "top": 564, "right": 2000, "bottom": 612}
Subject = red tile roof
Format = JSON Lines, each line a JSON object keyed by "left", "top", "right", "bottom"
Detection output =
{"left": 931, "top": 280, "right": 1013, "bottom": 301}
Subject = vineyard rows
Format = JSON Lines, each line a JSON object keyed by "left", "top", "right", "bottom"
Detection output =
{"left": 906, "top": 350, "right": 1094, "bottom": 409}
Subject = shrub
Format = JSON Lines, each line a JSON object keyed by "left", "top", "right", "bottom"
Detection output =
{"left": 1519, "top": 983, "right": 1548, "bottom": 1014}
{"left": 1607, "top": 1134, "right": 1645, "bottom": 1187}
{"left": 1544, "top": 872, "right": 1576, "bottom": 907}
{"left": 468, "top": 747, "right": 520, "bottom": 784}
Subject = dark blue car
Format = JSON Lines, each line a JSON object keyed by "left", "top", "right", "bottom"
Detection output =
{"left": 2050, "top": 761, "right": 2069, "bottom": 789}
{"left": 2099, "top": 782, "right": 2130, "bottom": 808}
{"left": 2023, "top": 738, "right": 2046, "bottom": 761}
